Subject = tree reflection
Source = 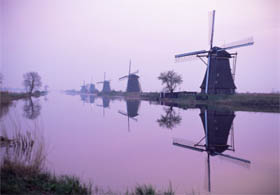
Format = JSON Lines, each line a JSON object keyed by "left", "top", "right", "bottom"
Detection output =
{"left": 23, "top": 98, "right": 41, "bottom": 120}
{"left": 157, "top": 106, "right": 182, "bottom": 129}
{"left": 0, "top": 103, "right": 12, "bottom": 119}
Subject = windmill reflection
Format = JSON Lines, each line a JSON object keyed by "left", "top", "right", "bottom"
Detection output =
{"left": 80, "top": 94, "right": 95, "bottom": 104}
{"left": 173, "top": 107, "right": 250, "bottom": 192}
{"left": 118, "top": 99, "right": 140, "bottom": 131}
{"left": 97, "top": 96, "right": 110, "bottom": 116}
{"left": 157, "top": 106, "right": 182, "bottom": 129}
{"left": 23, "top": 98, "right": 41, "bottom": 120}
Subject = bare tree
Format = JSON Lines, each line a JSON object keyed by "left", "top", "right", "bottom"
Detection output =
{"left": 23, "top": 72, "right": 42, "bottom": 94}
{"left": 158, "top": 70, "right": 183, "bottom": 94}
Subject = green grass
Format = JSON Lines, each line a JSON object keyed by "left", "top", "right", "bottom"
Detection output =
{"left": 145, "top": 92, "right": 280, "bottom": 113}
{"left": 1, "top": 159, "right": 91, "bottom": 195}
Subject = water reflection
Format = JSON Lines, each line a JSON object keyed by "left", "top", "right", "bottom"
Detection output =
{"left": 23, "top": 98, "right": 41, "bottom": 120}
{"left": 118, "top": 99, "right": 140, "bottom": 131}
{"left": 0, "top": 103, "right": 12, "bottom": 119}
{"left": 173, "top": 107, "right": 251, "bottom": 192}
{"left": 157, "top": 106, "right": 182, "bottom": 129}
{"left": 80, "top": 94, "right": 95, "bottom": 104}
{"left": 97, "top": 96, "right": 110, "bottom": 116}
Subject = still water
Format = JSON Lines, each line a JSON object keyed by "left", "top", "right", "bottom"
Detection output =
{"left": 1, "top": 92, "right": 279, "bottom": 194}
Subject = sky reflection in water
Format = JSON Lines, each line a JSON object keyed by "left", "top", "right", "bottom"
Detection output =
{"left": 1, "top": 92, "right": 279, "bottom": 194}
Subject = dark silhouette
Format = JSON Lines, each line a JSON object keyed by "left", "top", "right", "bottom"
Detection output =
{"left": 97, "top": 73, "right": 111, "bottom": 93}
{"left": 173, "top": 107, "right": 250, "bottom": 192}
{"left": 23, "top": 98, "right": 41, "bottom": 120}
{"left": 175, "top": 10, "right": 254, "bottom": 95}
{"left": 158, "top": 70, "right": 182, "bottom": 94}
{"left": 118, "top": 99, "right": 141, "bottom": 131}
{"left": 157, "top": 106, "right": 182, "bottom": 129}
{"left": 23, "top": 72, "right": 42, "bottom": 94}
{"left": 80, "top": 94, "right": 95, "bottom": 104}
{"left": 119, "top": 60, "right": 141, "bottom": 93}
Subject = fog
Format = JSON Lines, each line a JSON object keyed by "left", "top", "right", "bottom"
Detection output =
{"left": 1, "top": 0, "right": 279, "bottom": 92}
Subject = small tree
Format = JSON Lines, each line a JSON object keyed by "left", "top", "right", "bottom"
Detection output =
{"left": 158, "top": 70, "right": 183, "bottom": 93}
{"left": 23, "top": 72, "right": 42, "bottom": 94}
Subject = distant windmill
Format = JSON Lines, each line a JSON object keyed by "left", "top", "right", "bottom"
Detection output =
{"left": 173, "top": 107, "right": 250, "bottom": 192}
{"left": 97, "top": 72, "right": 111, "bottom": 93}
{"left": 175, "top": 10, "right": 254, "bottom": 94}
{"left": 118, "top": 99, "right": 141, "bottom": 131}
{"left": 119, "top": 59, "right": 141, "bottom": 92}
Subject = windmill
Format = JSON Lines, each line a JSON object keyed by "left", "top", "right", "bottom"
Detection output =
{"left": 175, "top": 10, "right": 254, "bottom": 94}
{"left": 119, "top": 59, "right": 141, "bottom": 93}
{"left": 118, "top": 99, "right": 141, "bottom": 131}
{"left": 173, "top": 107, "right": 250, "bottom": 192}
{"left": 97, "top": 72, "right": 111, "bottom": 93}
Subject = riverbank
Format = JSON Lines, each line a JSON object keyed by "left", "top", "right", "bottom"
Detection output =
{"left": 141, "top": 92, "right": 280, "bottom": 113}
{"left": 63, "top": 90, "right": 280, "bottom": 113}
{"left": 0, "top": 91, "right": 47, "bottom": 105}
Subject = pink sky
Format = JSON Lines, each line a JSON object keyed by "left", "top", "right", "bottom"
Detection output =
{"left": 1, "top": 0, "right": 279, "bottom": 92}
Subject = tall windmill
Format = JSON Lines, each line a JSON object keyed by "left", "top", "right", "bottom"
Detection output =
{"left": 173, "top": 107, "right": 250, "bottom": 192}
{"left": 175, "top": 10, "right": 254, "bottom": 94}
{"left": 97, "top": 72, "right": 111, "bottom": 93}
{"left": 119, "top": 59, "right": 141, "bottom": 93}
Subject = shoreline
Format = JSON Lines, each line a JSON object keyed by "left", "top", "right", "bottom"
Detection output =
{"left": 65, "top": 90, "right": 280, "bottom": 113}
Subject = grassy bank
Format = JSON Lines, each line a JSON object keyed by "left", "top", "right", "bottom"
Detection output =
{"left": 141, "top": 92, "right": 280, "bottom": 113}
{"left": 1, "top": 159, "right": 92, "bottom": 195}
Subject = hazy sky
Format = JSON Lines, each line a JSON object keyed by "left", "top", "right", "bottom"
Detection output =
{"left": 1, "top": 0, "right": 279, "bottom": 92}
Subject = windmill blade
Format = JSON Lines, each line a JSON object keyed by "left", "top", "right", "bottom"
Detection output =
{"left": 130, "top": 117, "right": 138, "bottom": 122}
{"left": 175, "top": 50, "right": 208, "bottom": 59}
{"left": 129, "top": 59, "right": 131, "bottom": 75}
{"left": 219, "top": 37, "right": 254, "bottom": 51}
{"left": 131, "top": 70, "right": 139, "bottom": 75}
{"left": 174, "top": 54, "right": 200, "bottom": 63}
{"left": 208, "top": 10, "right": 215, "bottom": 48}
{"left": 118, "top": 110, "right": 128, "bottom": 116}
{"left": 119, "top": 75, "right": 129, "bottom": 80}
{"left": 173, "top": 138, "right": 205, "bottom": 152}
{"left": 214, "top": 152, "right": 251, "bottom": 164}
{"left": 203, "top": 154, "right": 211, "bottom": 192}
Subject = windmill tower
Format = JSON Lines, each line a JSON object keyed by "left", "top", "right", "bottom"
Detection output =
{"left": 97, "top": 72, "right": 111, "bottom": 93}
{"left": 175, "top": 10, "right": 254, "bottom": 95}
{"left": 119, "top": 60, "right": 141, "bottom": 93}
{"left": 173, "top": 107, "right": 250, "bottom": 192}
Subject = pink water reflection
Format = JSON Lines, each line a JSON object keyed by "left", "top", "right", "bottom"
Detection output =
{"left": 2, "top": 92, "right": 279, "bottom": 194}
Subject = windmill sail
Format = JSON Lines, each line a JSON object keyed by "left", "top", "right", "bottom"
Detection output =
{"left": 208, "top": 10, "right": 215, "bottom": 48}
{"left": 220, "top": 37, "right": 254, "bottom": 51}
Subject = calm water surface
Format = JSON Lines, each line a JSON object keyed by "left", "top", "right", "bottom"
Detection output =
{"left": 1, "top": 92, "right": 279, "bottom": 194}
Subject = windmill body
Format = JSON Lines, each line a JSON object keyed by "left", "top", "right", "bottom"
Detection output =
{"left": 127, "top": 74, "right": 141, "bottom": 92}
{"left": 200, "top": 47, "right": 236, "bottom": 94}
{"left": 102, "top": 81, "right": 111, "bottom": 93}
{"left": 119, "top": 60, "right": 141, "bottom": 93}
{"left": 175, "top": 10, "right": 254, "bottom": 95}
{"left": 97, "top": 73, "right": 111, "bottom": 93}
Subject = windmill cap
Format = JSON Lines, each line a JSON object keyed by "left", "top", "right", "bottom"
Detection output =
{"left": 211, "top": 47, "right": 231, "bottom": 58}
